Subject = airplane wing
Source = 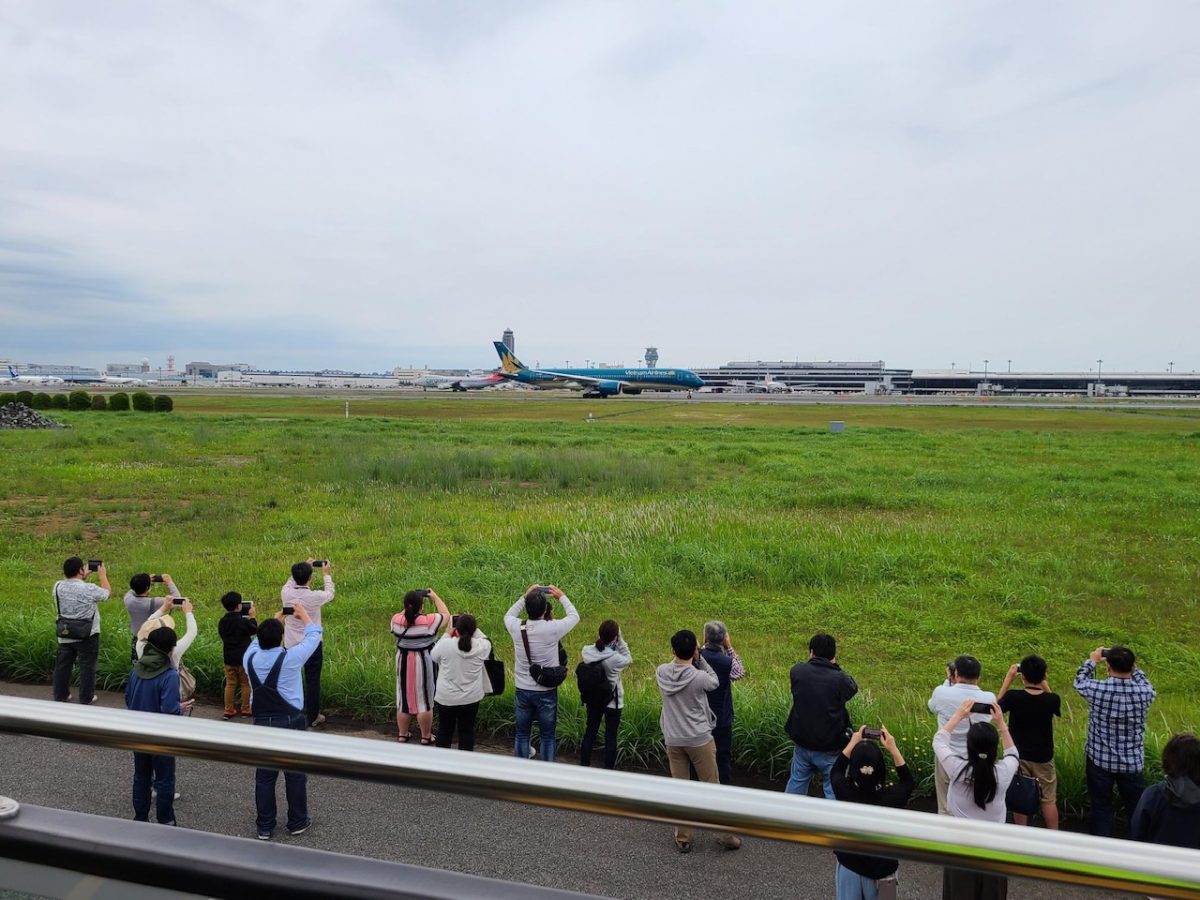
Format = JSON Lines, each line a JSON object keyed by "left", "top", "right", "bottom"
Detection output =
{"left": 534, "top": 370, "right": 628, "bottom": 390}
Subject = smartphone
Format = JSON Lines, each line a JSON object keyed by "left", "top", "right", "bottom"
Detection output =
{"left": 1100, "top": 647, "right": 1110, "bottom": 659}
{"left": 282, "top": 606, "right": 295, "bottom": 616}
{"left": 451, "top": 614, "right": 460, "bottom": 629}
{"left": 151, "top": 574, "right": 164, "bottom": 583}
{"left": 88, "top": 560, "right": 102, "bottom": 572}
{"left": 422, "top": 588, "right": 432, "bottom": 597}
{"left": 240, "top": 602, "right": 252, "bottom": 615}
{"left": 970, "top": 701, "right": 993, "bottom": 715}
{"left": 863, "top": 727, "right": 883, "bottom": 741}
{"left": 312, "top": 560, "right": 327, "bottom": 568}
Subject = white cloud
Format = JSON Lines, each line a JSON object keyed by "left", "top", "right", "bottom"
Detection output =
{"left": 2, "top": 0, "right": 1198, "bottom": 371}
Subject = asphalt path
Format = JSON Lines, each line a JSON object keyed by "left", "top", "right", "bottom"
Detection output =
{"left": 0, "top": 682, "right": 1140, "bottom": 900}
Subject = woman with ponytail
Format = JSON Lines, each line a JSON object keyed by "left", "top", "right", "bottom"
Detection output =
{"left": 578, "top": 619, "right": 631, "bottom": 769}
{"left": 430, "top": 613, "right": 491, "bottom": 751}
{"left": 830, "top": 725, "right": 914, "bottom": 899}
{"left": 933, "top": 700, "right": 1019, "bottom": 899}
{"left": 390, "top": 588, "right": 450, "bottom": 744}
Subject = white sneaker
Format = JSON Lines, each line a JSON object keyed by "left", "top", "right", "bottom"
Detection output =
{"left": 311, "top": 714, "right": 326, "bottom": 728}
{"left": 528, "top": 746, "right": 537, "bottom": 759}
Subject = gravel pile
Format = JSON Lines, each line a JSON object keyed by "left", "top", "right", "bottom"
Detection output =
{"left": 0, "top": 402, "right": 64, "bottom": 429}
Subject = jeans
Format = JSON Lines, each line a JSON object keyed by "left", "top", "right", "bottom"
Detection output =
{"left": 785, "top": 744, "right": 838, "bottom": 799}
{"left": 303, "top": 641, "right": 323, "bottom": 725}
{"left": 579, "top": 705, "right": 622, "bottom": 769}
{"left": 131, "top": 753, "right": 176, "bottom": 825}
{"left": 435, "top": 701, "right": 480, "bottom": 751}
{"left": 52, "top": 634, "right": 99, "bottom": 703}
{"left": 1086, "top": 758, "right": 1145, "bottom": 837}
{"left": 836, "top": 862, "right": 879, "bottom": 900}
{"left": 254, "top": 711, "right": 309, "bottom": 834}
{"left": 224, "top": 664, "right": 252, "bottom": 714}
{"left": 514, "top": 688, "right": 558, "bottom": 762}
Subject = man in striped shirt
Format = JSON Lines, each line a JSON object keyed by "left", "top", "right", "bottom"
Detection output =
{"left": 1074, "top": 645, "right": 1156, "bottom": 837}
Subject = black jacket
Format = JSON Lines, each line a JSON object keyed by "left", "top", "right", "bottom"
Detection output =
{"left": 831, "top": 754, "right": 914, "bottom": 879}
{"left": 700, "top": 646, "right": 735, "bottom": 728}
{"left": 218, "top": 611, "right": 258, "bottom": 666}
{"left": 1131, "top": 776, "right": 1200, "bottom": 849}
{"left": 785, "top": 658, "right": 857, "bottom": 751}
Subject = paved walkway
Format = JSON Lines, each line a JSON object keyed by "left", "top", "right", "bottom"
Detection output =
{"left": 0, "top": 681, "right": 1138, "bottom": 900}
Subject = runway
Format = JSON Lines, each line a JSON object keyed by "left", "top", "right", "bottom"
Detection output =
{"left": 0, "top": 682, "right": 1137, "bottom": 900}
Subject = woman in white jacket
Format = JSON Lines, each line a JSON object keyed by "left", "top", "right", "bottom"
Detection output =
{"left": 135, "top": 597, "right": 197, "bottom": 669}
{"left": 430, "top": 614, "right": 491, "bottom": 751}
{"left": 579, "top": 620, "right": 632, "bottom": 769}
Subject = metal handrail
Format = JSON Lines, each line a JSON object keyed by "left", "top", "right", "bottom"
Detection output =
{"left": 2, "top": 696, "right": 1198, "bottom": 898}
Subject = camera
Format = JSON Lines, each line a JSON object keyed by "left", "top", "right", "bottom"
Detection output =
{"left": 312, "top": 560, "right": 327, "bottom": 568}
{"left": 88, "top": 560, "right": 102, "bottom": 572}
{"left": 240, "top": 601, "right": 252, "bottom": 615}
{"left": 451, "top": 614, "right": 460, "bottom": 629}
{"left": 970, "top": 701, "right": 993, "bottom": 715}
{"left": 863, "top": 727, "right": 883, "bottom": 741}
{"left": 151, "top": 574, "right": 164, "bottom": 583}
{"left": 282, "top": 606, "right": 295, "bottom": 616}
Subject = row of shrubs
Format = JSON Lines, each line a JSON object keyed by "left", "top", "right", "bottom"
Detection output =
{"left": 0, "top": 390, "right": 173, "bottom": 412}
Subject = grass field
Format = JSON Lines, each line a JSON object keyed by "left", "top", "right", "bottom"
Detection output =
{"left": 1, "top": 394, "right": 1197, "bottom": 814}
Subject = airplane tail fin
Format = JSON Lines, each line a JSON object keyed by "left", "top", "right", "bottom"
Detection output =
{"left": 7, "top": 366, "right": 16, "bottom": 379}
{"left": 493, "top": 341, "right": 526, "bottom": 374}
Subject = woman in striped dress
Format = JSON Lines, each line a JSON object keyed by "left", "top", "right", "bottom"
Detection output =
{"left": 392, "top": 588, "right": 450, "bottom": 744}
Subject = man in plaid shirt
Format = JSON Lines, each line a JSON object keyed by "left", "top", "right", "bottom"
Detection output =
{"left": 1074, "top": 645, "right": 1156, "bottom": 837}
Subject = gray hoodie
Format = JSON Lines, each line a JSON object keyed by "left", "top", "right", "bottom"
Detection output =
{"left": 581, "top": 638, "right": 632, "bottom": 709}
{"left": 656, "top": 655, "right": 718, "bottom": 747}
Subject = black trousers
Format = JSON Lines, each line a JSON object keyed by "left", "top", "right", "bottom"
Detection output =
{"left": 579, "top": 705, "right": 622, "bottom": 769}
{"left": 303, "top": 640, "right": 323, "bottom": 725}
{"left": 435, "top": 701, "right": 480, "bottom": 751}
{"left": 52, "top": 634, "right": 99, "bottom": 702}
{"left": 690, "top": 724, "right": 733, "bottom": 785}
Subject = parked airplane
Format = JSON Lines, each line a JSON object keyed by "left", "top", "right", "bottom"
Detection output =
{"left": 415, "top": 371, "right": 505, "bottom": 392}
{"left": 5, "top": 366, "right": 65, "bottom": 385}
{"left": 743, "top": 373, "right": 792, "bottom": 394}
{"left": 99, "top": 374, "right": 145, "bottom": 385}
{"left": 492, "top": 342, "right": 704, "bottom": 398}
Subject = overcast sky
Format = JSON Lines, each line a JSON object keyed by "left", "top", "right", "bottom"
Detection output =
{"left": 2, "top": 1, "right": 1198, "bottom": 372}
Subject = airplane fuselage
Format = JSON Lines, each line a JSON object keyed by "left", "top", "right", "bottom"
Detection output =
{"left": 506, "top": 367, "right": 702, "bottom": 393}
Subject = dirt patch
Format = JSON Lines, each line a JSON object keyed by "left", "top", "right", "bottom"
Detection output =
{"left": 215, "top": 456, "right": 253, "bottom": 467}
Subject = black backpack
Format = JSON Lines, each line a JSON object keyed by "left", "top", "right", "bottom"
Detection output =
{"left": 576, "top": 659, "right": 614, "bottom": 708}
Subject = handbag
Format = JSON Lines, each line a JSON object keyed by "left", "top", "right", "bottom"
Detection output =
{"left": 177, "top": 662, "right": 197, "bottom": 704}
{"left": 520, "top": 625, "right": 567, "bottom": 688}
{"left": 54, "top": 585, "right": 93, "bottom": 640}
{"left": 1005, "top": 769, "right": 1040, "bottom": 817}
{"left": 483, "top": 647, "right": 505, "bottom": 696}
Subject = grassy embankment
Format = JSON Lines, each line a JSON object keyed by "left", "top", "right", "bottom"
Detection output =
{"left": 1, "top": 394, "right": 1197, "bottom": 814}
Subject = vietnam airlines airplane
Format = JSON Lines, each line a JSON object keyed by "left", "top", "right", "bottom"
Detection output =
{"left": 5, "top": 366, "right": 65, "bottom": 385}
{"left": 493, "top": 342, "right": 704, "bottom": 397}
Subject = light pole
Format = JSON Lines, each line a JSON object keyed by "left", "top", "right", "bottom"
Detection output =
{"left": 983, "top": 359, "right": 989, "bottom": 382}
{"left": 1097, "top": 359, "right": 1103, "bottom": 383}
{"left": 1007, "top": 359, "right": 1012, "bottom": 373}
{"left": 1169, "top": 361, "right": 1174, "bottom": 374}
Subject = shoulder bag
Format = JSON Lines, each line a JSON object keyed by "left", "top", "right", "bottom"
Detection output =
{"left": 483, "top": 646, "right": 505, "bottom": 696}
{"left": 520, "top": 624, "right": 567, "bottom": 688}
{"left": 54, "top": 585, "right": 93, "bottom": 640}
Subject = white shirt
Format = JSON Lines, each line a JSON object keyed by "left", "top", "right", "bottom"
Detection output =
{"left": 504, "top": 595, "right": 580, "bottom": 692}
{"left": 430, "top": 632, "right": 492, "bottom": 706}
{"left": 933, "top": 729, "right": 1020, "bottom": 822}
{"left": 136, "top": 609, "right": 197, "bottom": 668}
{"left": 928, "top": 681, "right": 997, "bottom": 754}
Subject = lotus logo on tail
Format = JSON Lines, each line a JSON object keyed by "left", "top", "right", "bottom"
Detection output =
{"left": 493, "top": 341, "right": 526, "bottom": 374}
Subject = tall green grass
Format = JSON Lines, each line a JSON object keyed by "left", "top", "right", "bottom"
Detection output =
{"left": 1, "top": 403, "right": 1197, "bottom": 813}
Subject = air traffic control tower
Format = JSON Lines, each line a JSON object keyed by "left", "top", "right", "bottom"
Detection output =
{"left": 502, "top": 329, "right": 515, "bottom": 353}
{"left": 645, "top": 346, "right": 659, "bottom": 368}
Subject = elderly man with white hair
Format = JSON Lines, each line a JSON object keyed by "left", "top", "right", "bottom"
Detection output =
{"left": 698, "top": 620, "right": 746, "bottom": 785}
